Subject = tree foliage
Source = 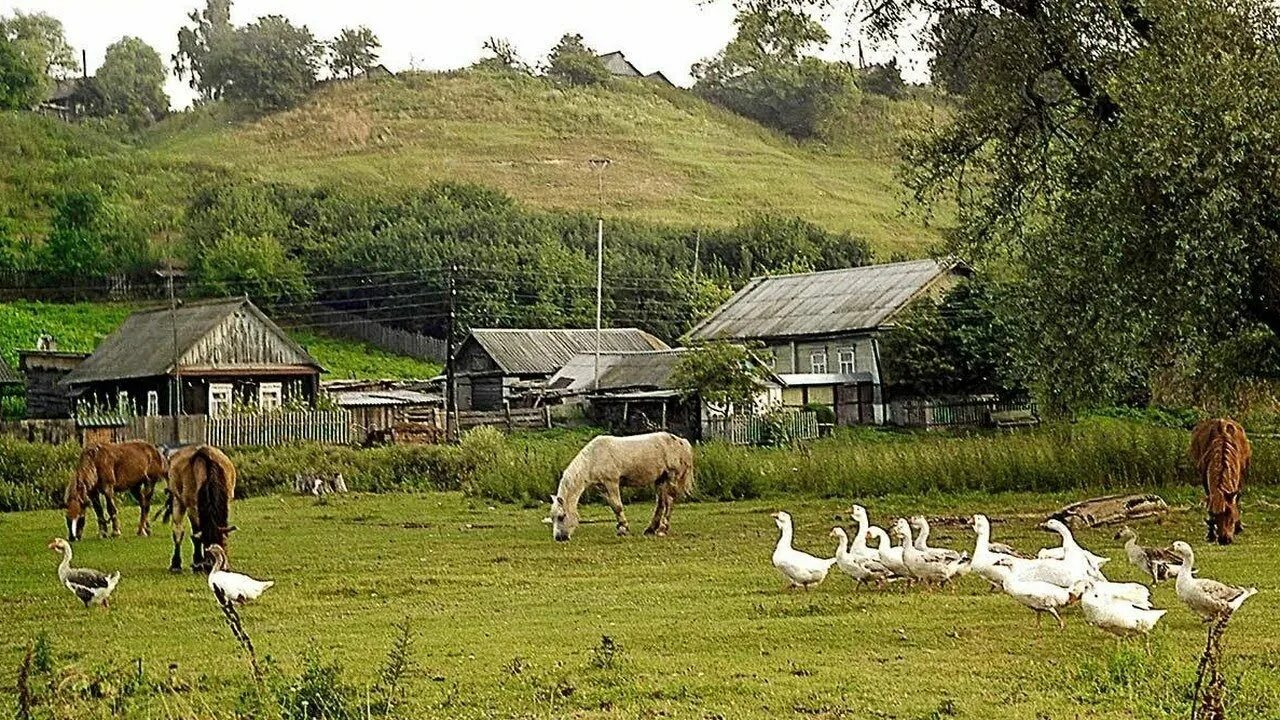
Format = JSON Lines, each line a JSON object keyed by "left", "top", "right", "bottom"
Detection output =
{"left": 173, "top": 0, "right": 233, "bottom": 102}
{"left": 0, "top": 37, "right": 41, "bottom": 110}
{"left": 96, "top": 37, "right": 169, "bottom": 126}
{"left": 545, "top": 33, "right": 610, "bottom": 86}
{"left": 859, "top": 59, "right": 905, "bottom": 99}
{"left": 671, "top": 341, "right": 774, "bottom": 410}
{"left": 0, "top": 11, "right": 78, "bottom": 87}
{"left": 693, "top": 3, "right": 858, "bottom": 139}
{"left": 327, "top": 26, "right": 380, "bottom": 79}
{"left": 476, "top": 37, "right": 528, "bottom": 74}
{"left": 221, "top": 15, "right": 320, "bottom": 111}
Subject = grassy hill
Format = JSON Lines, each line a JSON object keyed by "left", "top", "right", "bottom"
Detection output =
{"left": 0, "top": 301, "right": 439, "bottom": 380}
{"left": 147, "top": 71, "right": 946, "bottom": 255}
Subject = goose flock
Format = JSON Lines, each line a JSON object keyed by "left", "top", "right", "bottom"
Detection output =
{"left": 772, "top": 506, "right": 1259, "bottom": 636}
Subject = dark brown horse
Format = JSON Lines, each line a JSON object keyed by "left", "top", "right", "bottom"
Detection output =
{"left": 1190, "top": 418, "right": 1251, "bottom": 545}
{"left": 163, "top": 444, "right": 237, "bottom": 573}
{"left": 64, "top": 440, "right": 166, "bottom": 541}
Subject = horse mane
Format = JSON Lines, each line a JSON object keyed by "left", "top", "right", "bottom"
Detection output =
{"left": 193, "top": 446, "right": 231, "bottom": 547}
{"left": 66, "top": 445, "right": 101, "bottom": 506}
{"left": 1196, "top": 419, "right": 1247, "bottom": 514}
{"left": 555, "top": 439, "right": 597, "bottom": 505}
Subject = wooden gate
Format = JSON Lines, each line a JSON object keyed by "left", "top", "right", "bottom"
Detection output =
{"left": 836, "top": 382, "right": 876, "bottom": 425}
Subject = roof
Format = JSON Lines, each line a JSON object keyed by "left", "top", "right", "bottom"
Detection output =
{"left": 64, "top": 297, "right": 322, "bottom": 385}
{"left": 687, "top": 258, "right": 967, "bottom": 341}
{"left": 330, "top": 388, "right": 439, "bottom": 408}
{"left": 0, "top": 358, "right": 20, "bottom": 385}
{"left": 598, "top": 51, "right": 642, "bottom": 77}
{"left": 645, "top": 71, "right": 675, "bottom": 87}
{"left": 465, "top": 328, "right": 669, "bottom": 376}
{"left": 550, "top": 349, "right": 688, "bottom": 393}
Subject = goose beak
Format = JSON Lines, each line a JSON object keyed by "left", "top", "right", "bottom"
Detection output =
{"left": 770, "top": 512, "right": 780, "bottom": 520}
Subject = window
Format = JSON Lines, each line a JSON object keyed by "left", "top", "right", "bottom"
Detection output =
{"left": 838, "top": 347, "right": 856, "bottom": 374}
{"left": 208, "top": 383, "right": 233, "bottom": 417}
{"left": 116, "top": 391, "right": 130, "bottom": 414}
{"left": 809, "top": 350, "right": 828, "bottom": 374}
{"left": 146, "top": 391, "right": 159, "bottom": 417}
{"left": 258, "top": 382, "right": 283, "bottom": 412}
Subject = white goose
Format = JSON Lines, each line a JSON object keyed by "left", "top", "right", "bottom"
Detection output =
{"left": 911, "top": 516, "right": 970, "bottom": 566}
{"left": 830, "top": 528, "right": 893, "bottom": 588}
{"left": 847, "top": 506, "right": 884, "bottom": 565}
{"left": 206, "top": 546, "right": 274, "bottom": 605}
{"left": 971, "top": 514, "right": 1034, "bottom": 586}
{"left": 897, "top": 518, "right": 967, "bottom": 587}
{"left": 1172, "top": 541, "right": 1257, "bottom": 621}
{"left": 48, "top": 538, "right": 119, "bottom": 609}
{"left": 1037, "top": 520, "right": 1110, "bottom": 571}
{"left": 1079, "top": 582, "right": 1167, "bottom": 638}
{"left": 771, "top": 512, "right": 836, "bottom": 590}
{"left": 865, "top": 526, "right": 911, "bottom": 578}
{"left": 994, "top": 560, "right": 1084, "bottom": 629}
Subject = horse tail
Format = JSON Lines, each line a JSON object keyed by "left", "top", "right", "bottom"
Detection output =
{"left": 194, "top": 446, "right": 230, "bottom": 545}
{"left": 1204, "top": 419, "right": 1245, "bottom": 514}
{"left": 158, "top": 488, "right": 174, "bottom": 523}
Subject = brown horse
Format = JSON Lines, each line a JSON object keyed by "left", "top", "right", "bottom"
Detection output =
{"left": 64, "top": 440, "right": 166, "bottom": 541}
{"left": 163, "top": 444, "right": 237, "bottom": 573}
{"left": 1190, "top": 418, "right": 1251, "bottom": 545}
{"left": 548, "top": 432, "right": 694, "bottom": 542}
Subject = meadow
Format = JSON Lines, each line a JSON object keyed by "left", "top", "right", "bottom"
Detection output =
{"left": 2, "top": 487, "right": 1279, "bottom": 719}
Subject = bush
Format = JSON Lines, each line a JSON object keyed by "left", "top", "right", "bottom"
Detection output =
{"left": 695, "top": 58, "right": 860, "bottom": 140}
{"left": 0, "top": 437, "right": 77, "bottom": 511}
{"left": 544, "top": 33, "right": 610, "bottom": 87}
{"left": 804, "top": 403, "right": 836, "bottom": 425}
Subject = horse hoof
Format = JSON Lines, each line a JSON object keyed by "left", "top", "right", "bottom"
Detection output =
{"left": 643, "top": 528, "right": 657, "bottom": 536}
{"left": 169, "top": 566, "right": 183, "bottom": 574}
{"left": 656, "top": 530, "right": 668, "bottom": 538}
{"left": 616, "top": 528, "right": 629, "bottom": 537}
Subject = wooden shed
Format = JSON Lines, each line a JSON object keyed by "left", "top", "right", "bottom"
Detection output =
{"left": 453, "top": 328, "right": 669, "bottom": 411}
{"left": 18, "top": 350, "right": 89, "bottom": 419}
{"left": 62, "top": 297, "right": 323, "bottom": 417}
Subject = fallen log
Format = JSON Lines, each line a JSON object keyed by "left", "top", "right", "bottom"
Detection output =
{"left": 1049, "top": 493, "right": 1170, "bottom": 528}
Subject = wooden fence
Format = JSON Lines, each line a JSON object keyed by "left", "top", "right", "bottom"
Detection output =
{"left": 888, "top": 398, "right": 1039, "bottom": 429}
{"left": 297, "top": 306, "right": 447, "bottom": 362}
{"left": 455, "top": 407, "right": 552, "bottom": 432}
{"left": 702, "top": 412, "right": 819, "bottom": 446}
{"left": 207, "top": 410, "right": 353, "bottom": 447}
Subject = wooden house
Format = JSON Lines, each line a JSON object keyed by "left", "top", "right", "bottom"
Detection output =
{"left": 687, "top": 258, "right": 970, "bottom": 425}
{"left": 453, "top": 328, "right": 669, "bottom": 411}
{"left": 597, "top": 51, "right": 676, "bottom": 87}
{"left": 18, "top": 350, "right": 89, "bottom": 419}
{"left": 62, "top": 298, "right": 323, "bottom": 417}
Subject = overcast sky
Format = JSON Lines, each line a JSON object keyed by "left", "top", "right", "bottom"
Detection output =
{"left": 8, "top": 0, "right": 930, "bottom": 109}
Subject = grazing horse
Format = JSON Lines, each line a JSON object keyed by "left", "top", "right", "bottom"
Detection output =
{"left": 64, "top": 440, "right": 166, "bottom": 541}
{"left": 548, "top": 432, "right": 694, "bottom": 542}
{"left": 1190, "top": 418, "right": 1251, "bottom": 545}
{"left": 163, "top": 444, "right": 237, "bottom": 573}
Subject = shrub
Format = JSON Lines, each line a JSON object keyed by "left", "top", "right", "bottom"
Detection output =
{"left": 695, "top": 58, "right": 860, "bottom": 140}
{"left": 804, "top": 403, "right": 836, "bottom": 425}
{"left": 0, "top": 437, "right": 77, "bottom": 511}
{"left": 544, "top": 33, "right": 610, "bottom": 87}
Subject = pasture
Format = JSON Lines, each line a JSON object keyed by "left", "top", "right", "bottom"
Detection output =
{"left": 2, "top": 489, "right": 1279, "bottom": 718}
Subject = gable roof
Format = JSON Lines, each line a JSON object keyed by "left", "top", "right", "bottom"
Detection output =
{"left": 645, "top": 71, "right": 675, "bottom": 87}
{"left": 465, "top": 328, "right": 669, "bottom": 375}
{"left": 64, "top": 297, "right": 321, "bottom": 385}
{"left": 0, "top": 358, "right": 20, "bottom": 385}
{"left": 597, "top": 51, "right": 642, "bottom": 77}
{"left": 687, "top": 258, "right": 967, "bottom": 341}
{"left": 549, "top": 349, "right": 687, "bottom": 393}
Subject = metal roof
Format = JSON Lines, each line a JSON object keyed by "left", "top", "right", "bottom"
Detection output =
{"left": 550, "top": 349, "right": 688, "bottom": 393}
{"left": 466, "top": 328, "right": 669, "bottom": 376}
{"left": 0, "top": 358, "right": 20, "bottom": 385}
{"left": 687, "top": 259, "right": 966, "bottom": 341}
{"left": 777, "top": 372, "right": 874, "bottom": 387}
{"left": 598, "top": 51, "right": 642, "bottom": 77}
{"left": 330, "top": 389, "right": 439, "bottom": 407}
{"left": 64, "top": 297, "right": 321, "bottom": 385}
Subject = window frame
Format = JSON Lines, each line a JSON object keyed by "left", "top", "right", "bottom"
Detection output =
{"left": 838, "top": 347, "right": 856, "bottom": 374}
{"left": 258, "top": 382, "right": 283, "bottom": 412}
{"left": 208, "top": 383, "right": 233, "bottom": 417}
{"left": 809, "top": 350, "right": 828, "bottom": 374}
{"left": 146, "top": 391, "right": 160, "bottom": 417}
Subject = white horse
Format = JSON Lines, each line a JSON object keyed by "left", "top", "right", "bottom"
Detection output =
{"left": 548, "top": 432, "right": 694, "bottom": 542}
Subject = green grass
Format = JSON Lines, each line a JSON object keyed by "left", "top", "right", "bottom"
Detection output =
{"left": 0, "top": 301, "right": 439, "bottom": 380}
{"left": 2, "top": 491, "right": 1278, "bottom": 718}
{"left": 146, "top": 72, "right": 946, "bottom": 256}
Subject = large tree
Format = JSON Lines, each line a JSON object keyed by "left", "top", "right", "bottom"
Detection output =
{"left": 222, "top": 15, "right": 320, "bottom": 110}
{"left": 0, "top": 11, "right": 78, "bottom": 86}
{"left": 773, "top": 0, "right": 1280, "bottom": 409}
{"left": 173, "top": 0, "right": 233, "bottom": 102}
{"left": 0, "top": 36, "right": 41, "bottom": 109}
{"left": 96, "top": 37, "right": 169, "bottom": 125}
{"left": 327, "top": 26, "right": 380, "bottom": 79}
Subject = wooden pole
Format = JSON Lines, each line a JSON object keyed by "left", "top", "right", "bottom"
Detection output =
{"left": 445, "top": 265, "right": 458, "bottom": 443}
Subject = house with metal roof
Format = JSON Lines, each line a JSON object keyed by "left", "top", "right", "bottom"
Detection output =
{"left": 687, "top": 258, "right": 969, "bottom": 424}
{"left": 596, "top": 51, "right": 676, "bottom": 87}
{"left": 453, "top": 328, "right": 669, "bottom": 411}
{"left": 62, "top": 297, "right": 323, "bottom": 417}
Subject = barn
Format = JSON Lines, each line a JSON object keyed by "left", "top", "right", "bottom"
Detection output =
{"left": 453, "top": 328, "right": 669, "bottom": 411}
{"left": 62, "top": 297, "right": 323, "bottom": 417}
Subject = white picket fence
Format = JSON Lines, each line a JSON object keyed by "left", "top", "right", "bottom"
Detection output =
{"left": 206, "top": 410, "right": 353, "bottom": 447}
{"left": 702, "top": 412, "right": 819, "bottom": 446}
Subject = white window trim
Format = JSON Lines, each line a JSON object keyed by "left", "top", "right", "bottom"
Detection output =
{"left": 116, "top": 391, "right": 130, "bottom": 414}
{"left": 838, "top": 347, "right": 856, "bottom": 374}
{"left": 146, "top": 391, "right": 160, "bottom": 417}
{"left": 810, "top": 350, "right": 828, "bottom": 374}
{"left": 258, "top": 382, "right": 283, "bottom": 412}
{"left": 208, "top": 383, "right": 233, "bottom": 417}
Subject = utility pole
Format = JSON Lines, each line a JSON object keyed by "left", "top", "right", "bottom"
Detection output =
{"left": 445, "top": 264, "right": 458, "bottom": 443}
{"left": 156, "top": 243, "right": 182, "bottom": 442}
{"left": 693, "top": 228, "right": 701, "bottom": 284}
{"left": 589, "top": 158, "right": 610, "bottom": 392}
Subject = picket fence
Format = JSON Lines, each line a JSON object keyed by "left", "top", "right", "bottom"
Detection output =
{"left": 207, "top": 410, "right": 353, "bottom": 447}
{"left": 297, "top": 306, "right": 447, "bottom": 362}
{"left": 887, "top": 398, "right": 1039, "bottom": 429}
{"left": 702, "top": 412, "right": 819, "bottom": 446}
